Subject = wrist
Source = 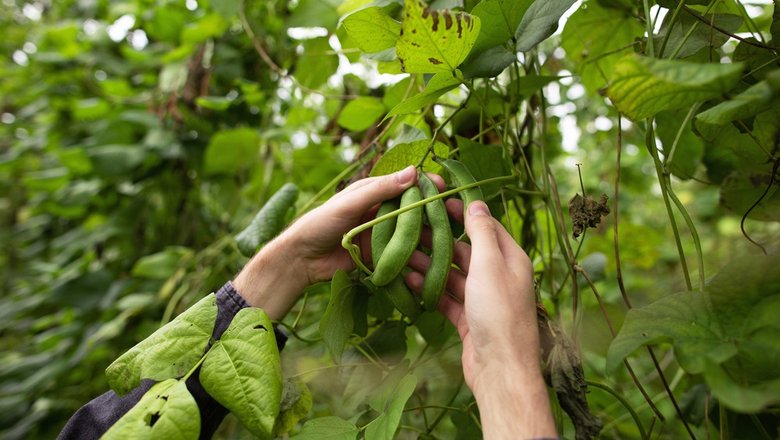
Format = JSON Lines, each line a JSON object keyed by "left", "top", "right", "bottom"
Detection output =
{"left": 472, "top": 366, "right": 557, "bottom": 439}
{"left": 232, "top": 235, "right": 308, "bottom": 319}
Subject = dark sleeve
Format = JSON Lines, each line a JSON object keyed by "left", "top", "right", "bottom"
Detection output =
{"left": 57, "top": 282, "right": 288, "bottom": 440}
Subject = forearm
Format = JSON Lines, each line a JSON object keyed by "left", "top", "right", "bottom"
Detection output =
{"left": 232, "top": 235, "right": 309, "bottom": 319}
{"left": 472, "top": 364, "right": 557, "bottom": 440}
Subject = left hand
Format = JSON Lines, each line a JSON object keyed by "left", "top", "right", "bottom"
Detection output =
{"left": 233, "top": 165, "right": 423, "bottom": 319}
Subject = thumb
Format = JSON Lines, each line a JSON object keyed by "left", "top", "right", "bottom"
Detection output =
{"left": 464, "top": 201, "right": 502, "bottom": 270}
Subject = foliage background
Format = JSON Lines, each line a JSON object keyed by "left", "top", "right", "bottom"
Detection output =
{"left": 1, "top": 0, "right": 778, "bottom": 438}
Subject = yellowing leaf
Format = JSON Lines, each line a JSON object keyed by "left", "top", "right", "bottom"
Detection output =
{"left": 396, "top": 0, "right": 481, "bottom": 73}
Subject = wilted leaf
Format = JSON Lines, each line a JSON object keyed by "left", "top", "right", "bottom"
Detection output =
{"left": 568, "top": 193, "right": 609, "bottom": 239}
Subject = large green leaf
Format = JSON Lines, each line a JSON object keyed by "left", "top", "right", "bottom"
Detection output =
{"left": 337, "top": 97, "right": 387, "bottom": 131}
{"left": 370, "top": 139, "right": 449, "bottom": 176}
{"left": 102, "top": 379, "right": 199, "bottom": 440}
{"left": 655, "top": 109, "right": 704, "bottom": 180}
{"left": 720, "top": 169, "right": 780, "bottom": 222}
{"left": 607, "top": 54, "right": 744, "bottom": 121}
{"left": 319, "top": 270, "right": 356, "bottom": 361}
{"left": 340, "top": 7, "right": 400, "bottom": 53}
{"left": 364, "top": 374, "right": 417, "bottom": 440}
{"left": 291, "top": 416, "right": 359, "bottom": 440}
{"left": 235, "top": 183, "right": 300, "bottom": 257}
{"left": 607, "top": 256, "right": 780, "bottom": 412}
{"left": 655, "top": 13, "right": 742, "bottom": 58}
{"left": 470, "top": 0, "right": 530, "bottom": 53}
{"left": 385, "top": 71, "right": 462, "bottom": 119}
{"left": 396, "top": 0, "right": 481, "bottom": 73}
{"left": 203, "top": 128, "right": 261, "bottom": 176}
{"left": 106, "top": 294, "right": 217, "bottom": 395}
{"left": 201, "top": 307, "right": 282, "bottom": 439}
{"left": 696, "top": 71, "right": 780, "bottom": 124}
{"left": 514, "top": 0, "right": 577, "bottom": 52}
{"left": 561, "top": 2, "right": 644, "bottom": 92}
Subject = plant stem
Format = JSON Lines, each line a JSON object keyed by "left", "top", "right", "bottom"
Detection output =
{"left": 587, "top": 380, "right": 648, "bottom": 440}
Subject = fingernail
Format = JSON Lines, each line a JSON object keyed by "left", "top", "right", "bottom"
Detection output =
{"left": 469, "top": 201, "right": 490, "bottom": 216}
{"left": 395, "top": 166, "right": 416, "bottom": 185}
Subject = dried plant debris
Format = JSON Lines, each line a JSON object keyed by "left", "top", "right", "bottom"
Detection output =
{"left": 538, "top": 305, "right": 603, "bottom": 440}
{"left": 569, "top": 193, "right": 610, "bottom": 239}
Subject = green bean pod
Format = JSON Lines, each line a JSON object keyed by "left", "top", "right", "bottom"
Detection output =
{"left": 371, "top": 200, "right": 399, "bottom": 269}
{"left": 383, "top": 274, "right": 420, "bottom": 319}
{"left": 370, "top": 186, "right": 423, "bottom": 286}
{"left": 418, "top": 173, "right": 453, "bottom": 311}
{"left": 434, "top": 157, "right": 484, "bottom": 215}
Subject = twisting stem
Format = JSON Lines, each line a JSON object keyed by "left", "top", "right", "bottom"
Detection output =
{"left": 341, "top": 175, "right": 517, "bottom": 274}
{"left": 418, "top": 89, "right": 470, "bottom": 167}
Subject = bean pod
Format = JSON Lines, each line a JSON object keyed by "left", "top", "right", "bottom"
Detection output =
{"left": 418, "top": 173, "right": 453, "bottom": 311}
{"left": 370, "top": 186, "right": 423, "bottom": 286}
{"left": 434, "top": 157, "right": 483, "bottom": 216}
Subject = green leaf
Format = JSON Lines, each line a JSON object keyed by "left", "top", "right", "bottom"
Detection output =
{"left": 88, "top": 145, "right": 148, "bottom": 177}
{"left": 460, "top": 46, "right": 516, "bottom": 78}
{"left": 337, "top": 97, "right": 387, "bottom": 131}
{"left": 203, "top": 128, "right": 261, "bottom": 176}
{"left": 364, "top": 374, "right": 417, "bottom": 440}
{"left": 319, "top": 270, "right": 356, "bottom": 361}
{"left": 385, "top": 71, "right": 462, "bottom": 119}
{"left": 470, "top": 0, "right": 530, "bottom": 54}
{"left": 607, "top": 54, "right": 744, "bottom": 121}
{"left": 102, "top": 379, "right": 199, "bottom": 440}
{"left": 131, "top": 247, "right": 193, "bottom": 280}
{"left": 235, "top": 183, "right": 299, "bottom": 257}
{"left": 655, "top": 13, "right": 742, "bottom": 59}
{"left": 696, "top": 72, "right": 780, "bottom": 124}
{"left": 296, "top": 37, "right": 339, "bottom": 90}
{"left": 274, "top": 379, "right": 313, "bottom": 437}
{"left": 106, "top": 294, "right": 217, "bottom": 395}
{"left": 195, "top": 96, "right": 235, "bottom": 111}
{"left": 291, "top": 416, "right": 359, "bottom": 440}
{"left": 514, "top": 0, "right": 576, "bottom": 52}
{"left": 720, "top": 169, "right": 780, "bottom": 222}
{"left": 340, "top": 7, "right": 400, "bottom": 53}
{"left": 561, "top": 2, "right": 644, "bottom": 93}
{"left": 370, "top": 139, "right": 449, "bottom": 176}
{"left": 606, "top": 256, "right": 780, "bottom": 412}
{"left": 456, "top": 136, "right": 512, "bottom": 199}
{"left": 201, "top": 307, "right": 282, "bottom": 439}
{"left": 396, "top": 0, "right": 481, "bottom": 73}
{"left": 181, "top": 14, "right": 228, "bottom": 44}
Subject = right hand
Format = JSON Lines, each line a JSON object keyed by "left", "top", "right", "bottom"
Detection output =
{"left": 406, "top": 200, "right": 557, "bottom": 439}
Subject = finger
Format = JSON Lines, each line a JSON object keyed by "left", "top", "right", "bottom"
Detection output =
{"left": 329, "top": 166, "right": 417, "bottom": 216}
{"left": 492, "top": 220, "right": 533, "bottom": 276}
{"left": 407, "top": 249, "right": 432, "bottom": 274}
{"left": 445, "top": 198, "right": 464, "bottom": 224}
{"left": 407, "top": 250, "right": 466, "bottom": 303}
{"left": 404, "top": 270, "right": 424, "bottom": 294}
{"left": 452, "top": 241, "right": 471, "bottom": 272}
{"left": 425, "top": 173, "right": 446, "bottom": 192}
{"left": 464, "top": 201, "right": 503, "bottom": 274}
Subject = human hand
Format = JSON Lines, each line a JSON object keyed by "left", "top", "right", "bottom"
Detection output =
{"left": 233, "top": 166, "right": 419, "bottom": 319}
{"left": 407, "top": 200, "right": 557, "bottom": 439}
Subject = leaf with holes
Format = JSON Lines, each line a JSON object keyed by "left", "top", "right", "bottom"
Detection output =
{"left": 106, "top": 294, "right": 217, "bottom": 395}
{"left": 607, "top": 54, "right": 743, "bottom": 121}
{"left": 201, "top": 307, "right": 282, "bottom": 439}
{"left": 396, "top": 0, "right": 481, "bottom": 73}
{"left": 102, "top": 379, "right": 199, "bottom": 440}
